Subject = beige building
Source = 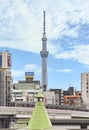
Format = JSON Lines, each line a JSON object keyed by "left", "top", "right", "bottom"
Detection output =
{"left": 0, "top": 70, "right": 13, "bottom": 106}
{"left": 11, "top": 73, "right": 55, "bottom": 106}
{"left": 0, "top": 51, "right": 12, "bottom": 106}
{"left": 11, "top": 73, "right": 41, "bottom": 104}
{"left": 11, "top": 90, "right": 55, "bottom": 106}
{"left": 11, "top": 89, "right": 42, "bottom": 103}
{"left": 81, "top": 72, "right": 89, "bottom": 108}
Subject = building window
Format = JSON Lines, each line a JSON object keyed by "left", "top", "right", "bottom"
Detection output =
{"left": 56, "top": 100, "right": 58, "bottom": 102}
{"left": 86, "top": 78, "right": 88, "bottom": 81}
{"left": 86, "top": 82, "right": 88, "bottom": 85}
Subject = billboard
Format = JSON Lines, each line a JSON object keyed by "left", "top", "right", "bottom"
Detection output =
{"left": 0, "top": 55, "right": 2, "bottom": 67}
{"left": 0, "top": 52, "right": 11, "bottom": 69}
{"left": 7, "top": 55, "right": 11, "bottom": 67}
{"left": 25, "top": 72, "right": 34, "bottom": 76}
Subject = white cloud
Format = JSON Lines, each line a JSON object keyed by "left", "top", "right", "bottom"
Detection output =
{"left": 57, "top": 69, "right": 72, "bottom": 73}
{"left": 11, "top": 69, "right": 24, "bottom": 77}
{"left": 24, "top": 64, "right": 41, "bottom": 73}
{"left": 60, "top": 26, "right": 79, "bottom": 38}
{"left": 55, "top": 44, "right": 89, "bottom": 65}
{"left": 11, "top": 63, "right": 41, "bottom": 78}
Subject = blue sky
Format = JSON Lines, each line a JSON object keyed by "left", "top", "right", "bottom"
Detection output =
{"left": 0, "top": 0, "right": 89, "bottom": 90}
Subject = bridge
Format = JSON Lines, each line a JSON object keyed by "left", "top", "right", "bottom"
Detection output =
{"left": 0, "top": 106, "right": 89, "bottom": 128}
{"left": 0, "top": 106, "right": 89, "bottom": 119}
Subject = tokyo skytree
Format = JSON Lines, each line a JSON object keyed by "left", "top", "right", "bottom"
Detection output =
{"left": 40, "top": 11, "right": 49, "bottom": 91}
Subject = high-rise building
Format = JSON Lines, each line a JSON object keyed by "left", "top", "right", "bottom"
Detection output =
{"left": 0, "top": 51, "right": 12, "bottom": 106}
{"left": 81, "top": 72, "right": 89, "bottom": 108}
{"left": 40, "top": 11, "right": 49, "bottom": 91}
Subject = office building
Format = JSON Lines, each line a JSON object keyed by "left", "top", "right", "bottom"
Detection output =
{"left": 11, "top": 72, "right": 41, "bottom": 104}
{"left": 0, "top": 51, "right": 12, "bottom": 106}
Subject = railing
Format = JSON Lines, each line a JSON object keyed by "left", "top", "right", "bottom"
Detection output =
{"left": 0, "top": 107, "right": 16, "bottom": 115}
{"left": 51, "top": 119, "right": 89, "bottom": 125}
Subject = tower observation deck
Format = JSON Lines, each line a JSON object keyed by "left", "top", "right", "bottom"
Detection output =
{"left": 40, "top": 11, "right": 49, "bottom": 91}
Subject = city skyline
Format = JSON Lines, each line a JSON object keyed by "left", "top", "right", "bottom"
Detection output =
{"left": 0, "top": 0, "right": 89, "bottom": 90}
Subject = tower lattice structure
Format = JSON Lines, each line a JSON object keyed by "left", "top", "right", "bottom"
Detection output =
{"left": 40, "top": 11, "right": 49, "bottom": 91}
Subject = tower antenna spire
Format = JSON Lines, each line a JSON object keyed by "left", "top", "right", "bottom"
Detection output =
{"left": 43, "top": 11, "right": 46, "bottom": 33}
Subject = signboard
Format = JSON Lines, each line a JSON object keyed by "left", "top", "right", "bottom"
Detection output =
{"left": 0, "top": 52, "right": 11, "bottom": 69}
{"left": 7, "top": 55, "right": 11, "bottom": 67}
{"left": 25, "top": 72, "right": 34, "bottom": 76}
{"left": 0, "top": 55, "right": 2, "bottom": 67}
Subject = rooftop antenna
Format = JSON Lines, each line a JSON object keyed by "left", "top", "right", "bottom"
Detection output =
{"left": 43, "top": 11, "right": 45, "bottom": 33}
{"left": 43, "top": 11, "right": 46, "bottom": 38}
